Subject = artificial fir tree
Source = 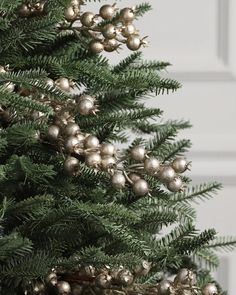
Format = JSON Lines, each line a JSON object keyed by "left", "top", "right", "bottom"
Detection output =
{"left": 0, "top": 1, "right": 235, "bottom": 294}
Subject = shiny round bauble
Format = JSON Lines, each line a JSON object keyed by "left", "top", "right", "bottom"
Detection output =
{"left": 128, "top": 173, "right": 141, "bottom": 183}
{"left": 167, "top": 177, "right": 183, "bottom": 192}
{"left": 144, "top": 157, "right": 160, "bottom": 175}
{"left": 76, "top": 133, "right": 85, "bottom": 143}
{"left": 65, "top": 136, "right": 81, "bottom": 154}
{"left": 157, "top": 280, "right": 172, "bottom": 295}
{"left": 64, "top": 156, "right": 80, "bottom": 176}
{"left": 4, "top": 82, "right": 15, "bottom": 92}
{"left": 64, "top": 122, "right": 80, "bottom": 137}
{"left": 57, "top": 281, "right": 71, "bottom": 294}
{"left": 84, "top": 135, "right": 100, "bottom": 149}
{"left": 111, "top": 173, "right": 126, "bottom": 189}
{"left": 33, "top": 282, "right": 45, "bottom": 294}
{"left": 71, "top": 284, "right": 83, "bottom": 295}
{"left": 77, "top": 94, "right": 95, "bottom": 103}
{"left": 102, "top": 24, "right": 117, "bottom": 39}
{"left": 89, "top": 40, "right": 104, "bottom": 54}
{"left": 53, "top": 117, "right": 67, "bottom": 129}
{"left": 116, "top": 269, "right": 134, "bottom": 286}
{"left": 78, "top": 98, "right": 95, "bottom": 115}
{"left": 158, "top": 166, "right": 176, "bottom": 183}
{"left": 120, "top": 7, "right": 135, "bottom": 23}
{"left": 80, "top": 12, "right": 95, "bottom": 27}
{"left": 85, "top": 152, "right": 102, "bottom": 168}
{"left": 65, "top": 6, "right": 79, "bottom": 21}
{"left": 202, "top": 283, "right": 218, "bottom": 295}
{"left": 104, "top": 38, "right": 119, "bottom": 52}
{"left": 172, "top": 157, "right": 189, "bottom": 173}
{"left": 130, "top": 146, "right": 146, "bottom": 161}
{"left": 46, "top": 272, "right": 57, "bottom": 286}
{"left": 122, "top": 24, "right": 136, "bottom": 37}
{"left": 126, "top": 34, "right": 141, "bottom": 51}
{"left": 174, "top": 268, "right": 197, "bottom": 286}
{"left": 132, "top": 179, "right": 149, "bottom": 196}
{"left": 95, "top": 273, "right": 112, "bottom": 289}
{"left": 56, "top": 77, "right": 71, "bottom": 92}
{"left": 100, "top": 143, "right": 116, "bottom": 156}
{"left": 134, "top": 260, "right": 152, "bottom": 276}
{"left": 18, "top": 4, "right": 31, "bottom": 17}
{"left": 99, "top": 4, "right": 116, "bottom": 20}
{"left": 47, "top": 125, "right": 60, "bottom": 141}
{"left": 101, "top": 156, "right": 116, "bottom": 171}
{"left": 0, "top": 66, "right": 6, "bottom": 73}
{"left": 45, "top": 78, "right": 54, "bottom": 87}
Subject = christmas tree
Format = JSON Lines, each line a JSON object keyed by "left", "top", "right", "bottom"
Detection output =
{"left": 0, "top": 1, "right": 235, "bottom": 294}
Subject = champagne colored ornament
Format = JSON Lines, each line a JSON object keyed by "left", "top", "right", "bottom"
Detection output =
{"left": 86, "top": 152, "right": 102, "bottom": 168}
{"left": 158, "top": 166, "right": 176, "bottom": 183}
{"left": 157, "top": 280, "right": 172, "bottom": 295}
{"left": 172, "top": 157, "right": 191, "bottom": 173}
{"left": 45, "top": 78, "right": 54, "bottom": 87}
{"left": 64, "top": 122, "right": 80, "bottom": 137}
{"left": 18, "top": 3, "right": 31, "bottom": 17}
{"left": 70, "top": 0, "right": 81, "bottom": 5}
{"left": 89, "top": 40, "right": 104, "bottom": 54}
{"left": 64, "top": 156, "right": 80, "bottom": 176}
{"left": 100, "top": 143, "right": 116, "bottom": 156}
{"left": 120, "top": 7, "right": 135, "bottom": 23}
{"left": 0, "top": 66, "right": 6, "bottom": 73}
{"left": 55, "top": 77, "right": 71, "bottom": 92}
{"left": 104, "top": 38, "right": 119, "bottom": 52}
{"left": 134, "top": 260, "right": 152, "bottom": 276}
{"left": 71, "top": 284, "right": 83, "bottom": 295}
{"left": 144, "top": 157, "right": 160, "bottom": 175}
{"left": 126, "top": 34, "right": 141, "bottom": 51}
{"left": 95, "top": 273, "right": 112, "bottom": 289}
{"left": 79, "top": 265, "right": 96, "bottom": 278}
{"left": 78, "top": 98, "right": 95, "bottom": 115}
{"left": 130, "top": 146, "right": 146, "bottom": 161}
{"left": 101, "top": 156, "right": 116, "bottom": 171}
{"left": 57, "top": 281, "right": 71, "bottom": 294}
{"left": 112, "top": 173, "right": 126, "bottom": 189}
{"left": 4, "top": 81, "right": 15, "bottom": 92}
{"left": 80, "top": 12, "right": 95, "bottom": 27}
{"left": 174, "top": 268, "right": 197, "bottom": 286}
{"left": 116, "top": 269, "right": 134, "bottom": 286}
{"left": 65, "top": 6, "right": 79, "bottom": 22}
{"left": 33, "top": 282, "right": 45, "bottom": 294}
{"left": 99, "top": 4, "right": 117, "bottom": 20}
{"left": 47, "top": 125, "right": 60, "bottom": 141}
{"left": 46, "top": 272, "right": 57, "bottom": 286}
{"left": 84, "top": 135, "right": 100, "bottom": 149}
{"left": 128, "top": 173, "right": 141, "bottom": 183}
{"left": 122, "top": 24, "right": 136, "bottom": 37}
{"left": 32, "top": 1, "right": 47, "bottom": 16}
{"left": 102, "top": 24, "right": 117, "bottom": 39}
{"left": 167, "top": 177, "right": 183, "bottom": 192}
{"left": 202, "top": 283, "right": 218, "bottom": 295}
{"left": 132, "top": 179, "right": 149, "bottom": 196}
{"left": 65, "top": 136, "right": 82, "bottom": 154}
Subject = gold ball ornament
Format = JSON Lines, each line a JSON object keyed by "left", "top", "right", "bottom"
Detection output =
{"left": 46, "top": 272, "right": 58, "bottom": 286}
{"left": 78, "top": 98, "right": 95, "bottom": 115}
{"left": 18, "top": 3, "right": 31, "bottom": 17}
{"left": 167, "top": 177, "right": 183, "bottom": 192}
{"left": 130, "top": 146, "right": 146, "bottom": 161}
{"left": 122, "top": 24, "right": 136, "bottom": 37}
{"left": 144, "top": 157, "right": 160, "bottom": 175}
{"left": 128, "top": 173, "right": 141, "bottom": 183}
{"left": 79, "top": 265, "right": 96, "bottom": 278}
{"left": 80, "top": 12, "right": 96, "bottom": 27}
{"left": 65, "top": 136, "right": 82, "bottom": 154}
{"left": 104, "top": 38, "right": 119, "bottom": 52}
{"left": 95, "top": 273, "right": 112, "bottom": 289}
{"left": 31, "top": 1, "right": 47, "bottom": 16}
{"left": 100, "top": 143, "right": 116, "bottom": 156}
{"left": 84, "top": 135, "right": 100, "bottom": 149}
{"left": 111, "top": 173, "right": 126, "bottom": 189}
{"left": 172, "top": 157, "right": 190, "bottom": 173}
{"left": 85, "top": 152, "right": 102, "bottom": 168}
{"left": 101, "top": 156, "right": 116, "bottom": 171}
{"left": 33, "top": 282, "right": 45, "bottom": 294}
{"left": 116, "top": 269, "right": 134, "bottom": 286}
{"left": 89, "top": 40, "right": 104, "bottom": 54}
{"left": 64, "top": 156, "right": 80, "bottom": 176}
{"left": 47, "top": 125, "right": 60, "bottom": 141}
{"left": 4, "top": 81, "right": 15, "bottom": 92}
{"left": 64, "top": 6, "right": 80, "bottom": 22}
{"left": 134, "top": 260, "right": 152, "bottom": 276}
{"left": 126, "top": 34, "right": 141, "bottom": 51}
{"left": 0, "top": 66, "right": 6, "bottom": 73}
{"left": 99, "top": 4, "right": 117, "bottom": 20}
{"left": 120, "top": 7, "right": 135, "bottom": 23}
{"left": 56, "top": 281, "right": 71, "bottom": 295}
{"left": 202, "top": 283, "right": 218, "bottom": 295}
{"left": 157, "top": 280, "right": 172, "bottom": 295}
{"left": 102, "top": 24, "right": 117, "bottom": 39}
{"left": 158, "top": 166, "right": 176, "bottom": 183}
{"left": 55, "top": 77, "right": 72, "bottom": 92}
{"left": 132, "top": 179, "right": 149, "bottom": 196}
{"left": 45, "top": 78, "right": 54, "bottom": 87}
{"left": 64, "top": 122, "right": 80, "bottom": 137}
{"left": 174, "top": 268, "right": 197, "bottom": 286}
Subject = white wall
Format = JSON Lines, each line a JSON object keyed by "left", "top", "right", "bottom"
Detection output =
{"left": 86, "top": 0, "right": 236, "bottom": 292}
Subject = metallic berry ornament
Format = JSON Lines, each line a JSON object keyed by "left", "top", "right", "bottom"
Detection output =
{"left": 80, "top": 12, "right": 95, "bottom": 27}
{"left": 172, "top": 157, "right": 190, "bottom": 173}
{"left": 144, "top": 157, "right": 160, "bottom": 175}
{"left": 104, "top": 38, "right": 119, "bottom": 52}
{"left": 99, "top": 4, "right": 116, "bottom": 20}
{"left": 79, "top": 265, "right": 96, "bottom": 278}
{"left": 64, "top": 122, "right": 80, "bottom": 137}
{"left": 120, "top": 7, "right": 135, "bottom": 23}
{"left": 57, "top": 281, "right": 71, "bottom": 294}
{"left": 134, "top": 260, "right": 152, "bottom": 276}
{"left": 157, "top": 280, "right": 172, "bottom": 295}
{"left": 64, "top": 156, "right": 80, "bottom": 176}
{"left": 65, "top": 136, "right": 82, "bottom": 154}
{"left": 18, "top": 4, "right": 31, "bottom": 17}
{"left": 46, "top": 272, "right": 57, "bottom": 286}
{"left": 132, "top": 179, "right": 149, "bottom": 196}
{"left": 130, "top": 146, "right": 146, "bottom": 161}
{"left": 71, "top": 284, "right": 83, "bottom": 295}
{"left": 55, "top": 77, "right": 71, "bottom": 92}
{"left": 202, "top": 283, "right": 218, "bottom": 295}
{"left": 84, "top": 135, "right": 100, "bottom": 149}
{"left": 112, "top": 173, "right": 126, "bottom": 189}
{"left": 47, "top": 125, "right": 60, "bottom": 141}
{"left": 0, "top": 66, "right": 6, "bottom": 73}
{"left": 89, "top": 40, "right": 104, "bottom": 54}
{"left": 116, "top": 269, "right": 134, "bottom": 286}
{"left": 85, "top": 152, "right": 102, "bottom": 168}
{"left": 100, "top": 143, "right": 116, "bottom": 156}
{"left": 95, "top": 273, "right": 112, "bottom": 289}
{"left": 78, "top": 98, "right": 95, "bottom": 115}
{"left": 174, "top": 268, "right": 197, "bottom": 286}
{"left": 158, "top": 166, "right": 176, "bottom": 183}
{"left": 126, "top": 34, "right": 141, "bottom": 51}
{"left": 122, "top": 24, "right": 136, "bottom": 37}
{"left": 128, "top": 173, "right": 141, "bottom": 183}
{"left": 101, "top": 156, "right": 116, "bottom": 170}
{"left": 65, "top": 6, "right": 79, "bottom": 22}
{"left": 167, "top": 177, "right": 183, "bottom": 192}
{"left": 33, "top": 282, "right": 45, "bottom": 294}
{"left": 4, "top": 82, "right": 15, "bottom": 92}
{"left": 102, "top": 24, "right": 117, "bottom": 39}
{"left": 45, "top": 78, "right": 54, "bottom": 87}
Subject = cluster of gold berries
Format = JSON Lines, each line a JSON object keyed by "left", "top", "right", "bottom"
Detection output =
{"left": 18, "top": 0, "right": 47, "bottom": 17}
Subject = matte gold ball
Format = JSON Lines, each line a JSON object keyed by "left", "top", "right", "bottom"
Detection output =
{"left": 80, "top": 12, "right": 95, "bottom": 27}
{"left": 78, "top": 98, "right": 94, "bottom": 115}
{"left": 65, "top": 136, "right": 81, "bottom": 154}
{"left": 120, "top": 7, "right": 135, "bottom": 23}
{"left": 158, "top": 166, "right": 176, "bottom": 183}
{"left": 128, "top": 173, "right": 141, "bottom": 183}
{"left": 111, "top": 173, "right": 126, "bottom": 189}
{"left": 85, "top": 152, "right": 102, "bottom": 168}
{"left": 56, "top": 77, "right": 71, "bottom": 92}
{"left": 202, "top": 283, "right": 218, "bottom": 295}
{"left": 64, "top": 156, "right": 80, "bottom": 176}
{"left": 102, "top": 24, "right": 117, "bottom": 39}
{"left": 47, "top": 125, "right": 60, "bottom": 141}
{"left": 57, "top": 281, "right": 71, "bottom": 294}
{"left": 89, "top": 40, "right": 104, "bottom": 54}
{"left": 126, "top": 34, "right": 141, "bottom": 51}
{"left": 64, "top": 122, "right": 80, "bottom": 137}
{"left": 84, "top": 135, "right": 100, "bottom": 149}
{"left": 132, "top": 179, "right": 149, "bottom": 196}
{"left": 122, "top": 24, "right": 136, "bottom": 37}
{"left": 65, "top": 6, "right": 78, "bottom": 21}
{"left": 104, "top": 38, "right": 119, "bottom": 52}
{"left": 99, "top": 4, "right": 116, "bottom": 20}
{"left": 174, "top": 268, "right": 197, "bottom": 286}
{"left": 130, "top": 146, "right": 146, "bottom": 161}
{"left": 157, "top": 280, "right": 172, "bottom": 295}
{"left": 100, "top": 143, "right": 116, "bottom": 156}
{"left": 101, "top": 156, "right": 116, "bottom": 170}
{"left": 172, "top": 157, "right": 189, "bottom": 173}
{"left": 167, "top": 177, "right": 183, "bottom": 192}
{"left": 144, "top": 157, "right": 160, "bottom": 175}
